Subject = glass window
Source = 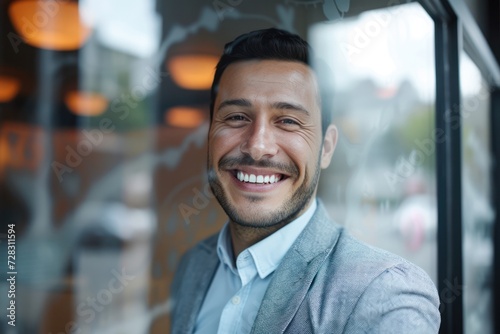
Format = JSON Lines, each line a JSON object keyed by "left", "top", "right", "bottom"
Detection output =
{"left": 1, "top": 1, "right": 161, "bottom": 332}
{"left": 310, "top": 2, "right": 437, "bottom": 281}
{"left": 5, "top": 0, "right": 497, "bottom": 333}
{"left": 460, "top": 51, "right": 494, "bottom": 334}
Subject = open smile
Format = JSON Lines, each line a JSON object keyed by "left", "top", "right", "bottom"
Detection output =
{"left": 229, "top": 168, "right": 290, "bottom": 188}
{"left": 235, "top": 170, "right": 283, "bottom": 184}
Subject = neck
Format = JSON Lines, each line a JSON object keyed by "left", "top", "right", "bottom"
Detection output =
{"left": 228, "top": 221, "right": 287, "bottom": 260}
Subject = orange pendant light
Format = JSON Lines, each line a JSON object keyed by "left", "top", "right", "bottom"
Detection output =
{"left": 9, "top": 0, "right": 92, "bottom": 51}
{"left": 65, "top": 91, "right": 108, "bottom": 116}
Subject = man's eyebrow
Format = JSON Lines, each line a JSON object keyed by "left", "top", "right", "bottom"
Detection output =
{"left": 271, "top": 101, "right": 310, "bottom": 116}
{"left": 217, "top": 99, "right": 252, "bottom": 111}
{"left": 217, "top": 99, "right": 310, "bottom": 116}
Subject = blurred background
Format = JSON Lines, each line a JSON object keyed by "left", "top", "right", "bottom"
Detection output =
{"left": 0, "top": 0, "right": 498, "bottom": 333}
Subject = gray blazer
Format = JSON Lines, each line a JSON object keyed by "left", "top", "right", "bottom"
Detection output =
{"left": 170, "top": 202, "right": 441, "bottom": 333}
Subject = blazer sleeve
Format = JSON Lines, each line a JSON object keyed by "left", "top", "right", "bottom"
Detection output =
{"left": 343, "top": 261, "right": 441, "bottom": 333}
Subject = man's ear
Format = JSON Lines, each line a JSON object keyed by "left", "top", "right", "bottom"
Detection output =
{"left": 320, "top": 124, "right": 338, "bottom": 169}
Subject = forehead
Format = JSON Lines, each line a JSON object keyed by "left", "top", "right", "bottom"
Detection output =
{"left": 216, "top": 59, "right": 320, "bottom": 111}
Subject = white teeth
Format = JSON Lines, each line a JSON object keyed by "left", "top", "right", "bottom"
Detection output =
{"left": 236, "top": 171, "right": 281, "bottom": 184}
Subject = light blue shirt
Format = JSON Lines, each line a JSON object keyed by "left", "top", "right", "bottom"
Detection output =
{"left": 193, "top": 200, "right": 317, "bottom": 334}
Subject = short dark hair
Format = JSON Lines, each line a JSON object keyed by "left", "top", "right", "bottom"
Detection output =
{"left": 209, "top": 27, "right": 331, "bottom": 136}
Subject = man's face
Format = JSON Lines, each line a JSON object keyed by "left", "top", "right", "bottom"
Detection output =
{"left": 208, "top": 59, "right": 336, "bottom": 228}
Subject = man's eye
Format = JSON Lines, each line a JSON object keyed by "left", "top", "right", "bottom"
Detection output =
{"left": 280, "top": 118, "right": 299, "bottom": 125}
{"left": 228, "top": 115, "right": 246, "bottom": 121}
{"left": 225, "top": 115, "right": 248, "bottom": 125}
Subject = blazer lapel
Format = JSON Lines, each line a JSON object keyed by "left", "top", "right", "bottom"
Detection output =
{"left": 251, "top": 202, "right": 341, "bottom": 333}
{"left": 174, "top": 235, "right": 220, "bottom": 334}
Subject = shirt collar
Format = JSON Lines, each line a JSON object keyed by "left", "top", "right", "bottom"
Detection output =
{"left": 216, "top": 199, "right": 317, "bottom": 279}
{"left": 216, "top": 223, "right": 236, "bottom": 274}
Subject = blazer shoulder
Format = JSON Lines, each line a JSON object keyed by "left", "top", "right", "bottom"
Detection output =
{"left": 338, "top": 234, "right": 440, "bottom": 332}
{"left": 171, "top": 232, "right": 219, "bottom": 293}
{"left": 333, "top": 230, "right": 418, "bottom": 274}
{"left": 306, "top": 228, "right": 440, "bottom": 332}
{"left": 319, "top": 228, "right": 438, "bottom": 304}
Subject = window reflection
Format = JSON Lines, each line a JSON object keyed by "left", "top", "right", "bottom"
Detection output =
{"left": 310, "top": 3, "right": 437, "bottom": 281}
{"left": 1, "top": 0, "right": 161, "bottom": 332}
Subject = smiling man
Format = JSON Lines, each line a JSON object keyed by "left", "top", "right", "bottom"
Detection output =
{"left": 170, "top": 28, "right": 440, "bottom": 334}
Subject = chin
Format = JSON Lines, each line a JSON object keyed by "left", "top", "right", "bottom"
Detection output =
{"left": 227, "top": 203, "right": 296, "bottom": 229}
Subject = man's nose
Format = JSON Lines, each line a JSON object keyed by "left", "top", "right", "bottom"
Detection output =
{"left": 240, "top": 120, "right": 279, "bottom": 161}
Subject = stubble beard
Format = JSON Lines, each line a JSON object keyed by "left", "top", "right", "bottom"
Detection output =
{"left": 207, "top": 153, "right": 322, "bottom": 229}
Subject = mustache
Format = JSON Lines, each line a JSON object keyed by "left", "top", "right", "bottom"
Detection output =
{"left": 219, "top": 155, "right": 299, "bottom": 176}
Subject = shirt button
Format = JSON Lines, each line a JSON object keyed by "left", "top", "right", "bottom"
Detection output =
{"left": 231, "top": 296, "right": 241, "bottom": 305}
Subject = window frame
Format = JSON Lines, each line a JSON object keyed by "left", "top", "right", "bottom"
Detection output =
{"left": 418, "top": 0, "right": 500, "bottom": 333}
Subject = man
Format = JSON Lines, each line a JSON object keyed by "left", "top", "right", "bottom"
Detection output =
{"left": 170, "top": 28, "right": 440, "bottom": 333}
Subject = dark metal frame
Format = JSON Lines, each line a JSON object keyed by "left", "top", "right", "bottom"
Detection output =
{"left": 422, "top": 1, "right": 464, "bottom": 332}
{"left": 418, "top": 0, "right": 500, "bottom": 333}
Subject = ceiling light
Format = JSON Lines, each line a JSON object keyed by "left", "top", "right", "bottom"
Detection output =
{"left": 167, "top": 55, "right": 218, "bottom": 90}
{"left": 9, "top": 1, "right": 92, "bottom": 51}
{"left": 65, "top": 91, "right": 108, "bottom": 116}
{"left": 0, "top": 76, "right": 21, "bottom": 103}
{"left": 165, "top": 106, "right": 205, "bottom": 128}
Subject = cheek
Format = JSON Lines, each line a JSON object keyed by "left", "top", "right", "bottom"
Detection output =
{"left": 278, "top": 133, "right": 320, "bottom": 162}
{"left": 290, "top": 149, "right": 321, "bottom": 184}
{"left": 209, "top": 129, "right": 240, "bottom": 158}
